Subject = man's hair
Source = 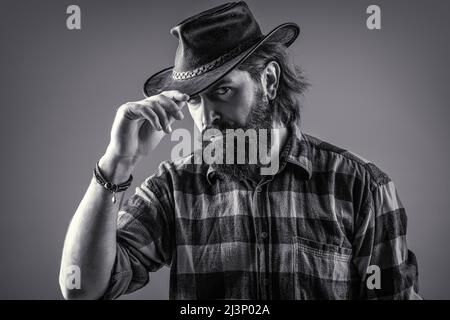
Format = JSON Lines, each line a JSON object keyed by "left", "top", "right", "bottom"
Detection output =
{"left": 237, "top": 40, "right": 309, "bottom": 126}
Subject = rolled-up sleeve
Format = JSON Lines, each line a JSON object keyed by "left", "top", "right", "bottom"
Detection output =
{"left": 353, "top": 179, "right": 421, "bottom": 299}
{"left": 101, "top": 170, "right": 175, "bottom": 300}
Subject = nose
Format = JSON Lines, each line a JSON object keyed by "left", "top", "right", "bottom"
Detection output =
{"left": 200, "top": 99, "right": 221, "bottom": 129}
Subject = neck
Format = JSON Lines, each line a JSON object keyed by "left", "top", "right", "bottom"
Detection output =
{"left": 256, "top": 121, "right": 288, "bottom": 177}
{"left": 269, "top": 122, "right": 288, "bottom": 163}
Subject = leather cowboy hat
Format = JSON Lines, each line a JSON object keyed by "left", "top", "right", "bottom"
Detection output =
{"left": 143, "top": 1, "right": 300, "bottom": 98}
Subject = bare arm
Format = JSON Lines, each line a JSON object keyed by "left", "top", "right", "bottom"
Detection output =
{"left": 59, "top": 91, "right": 189, "bottom": 300}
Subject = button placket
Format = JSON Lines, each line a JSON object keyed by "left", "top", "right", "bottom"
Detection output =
{"left": 253, "top": 184, "right": 268, "bottom": 299}
{"left": 255, "top": 178, "right": 276, "bottom": 299}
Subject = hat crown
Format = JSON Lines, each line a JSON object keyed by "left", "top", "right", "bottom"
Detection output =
{"left": 170, "top": 1, "right": 263, "bottom": 73}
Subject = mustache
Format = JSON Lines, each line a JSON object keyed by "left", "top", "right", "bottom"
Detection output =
{"left": 201, "top": 119, "right": 240, "bottom": 136}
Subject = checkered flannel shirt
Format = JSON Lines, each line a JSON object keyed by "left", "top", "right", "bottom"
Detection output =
{"left": 102, "top": 122, "right": 421, "bottom": 300}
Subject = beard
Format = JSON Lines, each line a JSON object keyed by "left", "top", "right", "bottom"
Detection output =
{"left": 200, "top": 86, "right": 274, "bottom": 182}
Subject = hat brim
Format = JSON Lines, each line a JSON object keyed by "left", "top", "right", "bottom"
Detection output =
{"left": 143, "top": 22, "right": 300, "bottom": 98}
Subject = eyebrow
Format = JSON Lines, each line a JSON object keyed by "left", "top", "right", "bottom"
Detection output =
{"left": 189, "top": 78, "right": 234, "bottom": 100}
{"left": 209, "top": 78, "right": 233, "bottom": 91}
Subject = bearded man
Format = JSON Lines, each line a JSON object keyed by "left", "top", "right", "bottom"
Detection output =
{"left": 59, "top": 1, "right": 421, "bottom": 300}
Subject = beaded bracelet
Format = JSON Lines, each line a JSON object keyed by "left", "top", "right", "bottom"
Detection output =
{"left": 93, "top": 161, "right": 133, "bottom": 204}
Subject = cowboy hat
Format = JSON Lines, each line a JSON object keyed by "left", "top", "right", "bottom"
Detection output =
{"left": 143, "top": 1, "right": 300, "bottom": 98}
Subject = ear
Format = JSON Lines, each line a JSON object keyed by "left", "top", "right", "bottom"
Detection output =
{"left": 262, "top": 61, "right": 281, "bottom": 100}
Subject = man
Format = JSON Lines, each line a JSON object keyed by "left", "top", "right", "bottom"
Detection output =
{"left": 59, "top": 1, "right": 421, "bottom": 299}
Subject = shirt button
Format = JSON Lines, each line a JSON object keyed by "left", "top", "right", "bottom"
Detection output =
{"left": 261, "top": 231, "right": 268, "bottom": 239}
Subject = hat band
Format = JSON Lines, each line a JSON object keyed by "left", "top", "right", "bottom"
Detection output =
{"left": 172, "top": 39, "right": 259, "bottom": 81}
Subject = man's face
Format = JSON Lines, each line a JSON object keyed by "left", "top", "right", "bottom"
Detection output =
{"left": 187, "top": 69, "right": 262, "bottom": 130}
{"left": 187, "top": 68, "right": 274, "bottom": 181}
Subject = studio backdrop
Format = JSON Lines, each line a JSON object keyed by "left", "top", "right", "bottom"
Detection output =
{"left": 0, "top": 0, "right": 449, "bottom": 299}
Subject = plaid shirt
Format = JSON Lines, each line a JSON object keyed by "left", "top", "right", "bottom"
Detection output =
{"left": 102, "top": 122, "right": 421, "bottom": 300}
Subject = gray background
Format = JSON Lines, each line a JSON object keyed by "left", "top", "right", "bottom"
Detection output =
{"left": 0, "top": 0, "right": 449, "bottom": 299}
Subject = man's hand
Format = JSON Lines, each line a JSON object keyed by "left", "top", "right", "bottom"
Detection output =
{"left": 104, "top": 90, "right": 189, "bottom": 166}
{"left": 60, "top": 90, "right": 189, "bottom": 300}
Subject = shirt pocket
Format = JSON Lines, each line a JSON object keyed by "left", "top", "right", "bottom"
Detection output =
{"left": 292, "top": 236, "right": 353, "bottom": 300}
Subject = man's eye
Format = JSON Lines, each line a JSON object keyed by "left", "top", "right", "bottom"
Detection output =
{"left": 215, "top": 87, "right": 231, "bottom": 95}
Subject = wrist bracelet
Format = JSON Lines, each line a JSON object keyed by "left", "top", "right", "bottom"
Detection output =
{"left": 93, "top": 161, "right": 133, "bottom": 204}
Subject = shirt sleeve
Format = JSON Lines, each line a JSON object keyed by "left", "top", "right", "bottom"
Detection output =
{"left": 352, "top": 178, "right": 421, "bottom": 299}
{"left": 101, "top": 166, "right": 175, "bottom": 300}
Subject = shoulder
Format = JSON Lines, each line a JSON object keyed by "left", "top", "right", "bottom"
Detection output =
{"left": 303, "top": 133, "right": 392, "bottom": 188}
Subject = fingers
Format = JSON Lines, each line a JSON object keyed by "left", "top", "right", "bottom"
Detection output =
{"left": 148, "top": 91, "right": 188, "bottom": 133}
{"left": 160, "top": 90, "right": 190, "bottom": 103}
{"left": 152, "top": 101, "right": 173, "bottom": 133}
{"left": 140, "top": 107, "right": 162, "bottom": 131}
{"left": 121, "top": 102, "right": 160, "bottom": 130}
{"left": 158, "top": 94, "right": 185, "bottom": 121}
{"left": 120, "top": 90, "right": 189, "bottom": 134}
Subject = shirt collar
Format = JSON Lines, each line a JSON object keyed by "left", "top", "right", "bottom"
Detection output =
{"left": 205, "top": 121, "right": 312, "bottom": 184}
{"left": 284, "top": 121, "right": 313, "bottom": 180}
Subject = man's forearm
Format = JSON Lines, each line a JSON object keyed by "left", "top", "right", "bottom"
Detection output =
{"left": 59, "top": 153, "right": 135, "bottom": 300}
